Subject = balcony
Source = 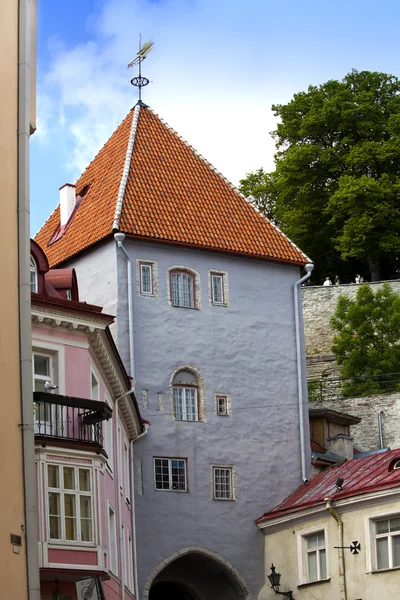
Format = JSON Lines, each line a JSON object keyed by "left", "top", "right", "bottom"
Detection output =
{"left": 33, "top": 391, "right": 112, "bottom": 451}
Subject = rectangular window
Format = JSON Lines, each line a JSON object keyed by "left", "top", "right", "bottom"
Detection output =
{"left": 211, "top": 274, "right": 224, "bottom": 304}
{"left": 108, "top": 505, "right": 118, "bottom": 574}
{"left": 171, "top": 271, "right": 195, "bottom": 308}
{"left": 124, "top": 440, "right": 130, "bottom": 501}
{"left": 154, "top": 458, "right": 188, "bottom": 491}
{"left": 104, "top": 412, "right": 113, "bottom": 470}
{"left": 140, "top": 263, "right": 153, "bottom": 295}
{"left": 91, "top": 372, "right": 99, "bottom": 401}
{"left": 47, "top": 464, "right": 93, "bottom": 543}
{"left": 173, "top": 387, "right": 198, "bottom": 421}
{"left": 305, "top": 531, "right": 327, "bottom": 582}
{"left": 375, "top": 516, "right": 400, "bottom": 569}
{"left": 127, "top": 532, "right": 134, "bottom": 591}
{"left": 216, "top": 395, "right": 228, "bottom": 416}
{"left": 213, "top": 466, "right": 233, "bottom": 500}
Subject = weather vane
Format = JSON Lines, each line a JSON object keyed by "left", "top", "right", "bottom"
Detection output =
{"left": 127, "top": 36, "right": 154, "bottom": 102}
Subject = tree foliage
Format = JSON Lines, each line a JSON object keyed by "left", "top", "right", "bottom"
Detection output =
{"left": 240, "top": 70, "right": 400, "bottom": 281}
{"left": 330, "top": 283, "right": 400, "bottom": 396}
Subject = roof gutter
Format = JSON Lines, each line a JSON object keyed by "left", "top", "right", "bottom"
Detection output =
{"left": 18, "top": 0, "right": 40, "bottom": 597}
{"left": 325, "top": 498, "right": 347, "bottom": 600}
{"left": 294, "top": 264, "right": 314, "bottom": 483}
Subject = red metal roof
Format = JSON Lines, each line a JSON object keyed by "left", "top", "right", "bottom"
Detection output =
{"left": 256, "top": 448, "right": 400, "bottom": 524}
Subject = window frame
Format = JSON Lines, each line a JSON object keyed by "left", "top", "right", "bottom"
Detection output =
{"left": 140, "top": 262, "right": 154, "bottom": 296}
{"left": 215, "top": 394, "right": 229, "bottom": 416}
{"left": 367, "top": 511, "right": 400, "bottom": 571}
{"left": 104, "top": 400, "right": 114, "bottom": 473}
{"left": 30, "top": 255, "right": 38, "bottom": 293}
{"left": 153, "top": 457, "right": 188, "bottom": 492}
{"left": 211, "top": 273, "right": 225, "bottom": 305}
{"left": 172, "top": 384, "right": 199, "bottom": 421}
{"left": 46, "top": 463, "right": 94, "bottom": 545}
{"left": 170, "top": 269, "right": 196, "bottom": 309}
{"left": 297, "top": 525, "right": 329, "bottom": 585}
{"left": 212, "top": 465, "right": 235, "bottom": 501}
{"left": 108, "top": 504, "right": 118, "bottom": 575}
{"left": 124, "top": 437, "right": 131, "bottom": 503}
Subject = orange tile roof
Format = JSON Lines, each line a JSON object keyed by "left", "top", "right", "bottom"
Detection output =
{"left": 35, "top": 103, "right": 310, "bottom": 267}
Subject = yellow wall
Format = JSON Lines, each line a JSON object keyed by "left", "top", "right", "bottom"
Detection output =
{"left": 0, "top": 1, "right": 29, "bottom": 598}
{"left": 259, "top": 496, "right": 400, "bottom": 600}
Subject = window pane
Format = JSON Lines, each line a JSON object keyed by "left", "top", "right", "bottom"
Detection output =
{"left": 171, "top": 460, "right": 186, "bottom": 491}
{"left": 377, "top": 520, "right": 389, "bottom": 534}
{"left": 79, "top": 469, "right": 91, "bottom": 492}
{"left": 64, "top": 494, "right": 76, "bottom": 517}
{"left": 48, "top": 492, "right": 60, "bottom": 539}
{"left": 184, "top": 388, "right": 197, "bottom": 421}
{"left": 377, "top": 537, "right": 389, "bottom": 569}
{"left": 171, "top": 272, "right": 194, "bottom": 308}
{"left": 214, "top": 468, "right": 232, "bottom": 499}
{"left": 81, "top": 518, "right": 92, "bottom": 542}
{"left": 34, "top": 355, "right": 50, "bottom": 376}
{"left": 173, "top": 387, "right": 183, "bottom": 420}
{"left": 49, "top": 516, "right": 61, "bottom": 539}
{"left": 389, "top": 517, "right": 400, "bottom": 532}
{"left": 48, "top": 465, "right": 59, "bottom": 488}
{"left": 307, "top": 534, "right": 319, "bottom": 549}
{"left": 80, "top": 496, "right": 92, "bottom": 542}
{"left": 65, "top": 495, "right": 77, "bottom": 540}
{"left": 63, "top": 467, "right": 75, "bottom": 490}
{"left": 154, "top": 458, "right": 170, "bottom": 489}
{"left": 393, "top": 535, "right": 400, "bottom": 567}
{"left": 141, "top": 264, "right": 152, "bottom": 294}
{"left": 307, "top": 551, "right": 318, "bottom": 581}
{"left": 320, "top": 549, "right": 327, "bottom": 579}
{"left": 212, "top": 275, "right": 223, "bottom": 303}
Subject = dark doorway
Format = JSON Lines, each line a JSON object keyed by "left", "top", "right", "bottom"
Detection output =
{"left": 149, "top": 581, "right": 194, "bottom": 600}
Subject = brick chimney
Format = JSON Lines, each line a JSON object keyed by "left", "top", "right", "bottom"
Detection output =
{"left": 59, "top": 183, "right": 76, "bottom": 226}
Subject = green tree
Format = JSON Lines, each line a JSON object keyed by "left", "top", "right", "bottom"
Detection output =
{"left": 238, "top": 168, "right": 277, "bottom": 221}
{"left": 240, "top": 70, "right": 400, "bottom": 281}
{"left": 331, "top": 283, "right": 400, "bottom": 396}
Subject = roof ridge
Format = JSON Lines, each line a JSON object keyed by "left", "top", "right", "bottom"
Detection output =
{"left": 145, "top": 106, "right": 312, "bottom": 264}
{"left": 112, "top": 104, "right": 141, "bottom": 230}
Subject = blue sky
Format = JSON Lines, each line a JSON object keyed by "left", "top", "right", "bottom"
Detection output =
{"left": 31, "top": 0, "right": 400, "bottom": 234}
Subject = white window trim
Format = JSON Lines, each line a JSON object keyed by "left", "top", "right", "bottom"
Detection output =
{"left": 136, "top": 259, "right": 158, "bottom": 297}
{"left": 297, "top": 524, "right": 329, "bottom": 585}
{"left": 208, "top": 270, "right": 229, "bottom": 307}
{"left": 124, "top": 436, "right": 131, "bottom": 503}
{"left": 173, "top": 386, "right": 199, "bottom": 421}
{"left": 104, "top": 396, "right": 114, "bottom": 474}
{"left": 107, "top": 503, "right": 118, "bottom": 575}
{"left": 32, "top": 341, "right": 65, "bottom": 394}
{"left": 215, "top": 393, "right": 231, "bottom": 416}
{"left": 30, "top": 255, "right": 38, "bottom": 293}
{"left": 91, "top": 370, "right": 100, "bottom": 401}
{"left": 153, "top": 457, "right": 188, "bottom": 492}
{"left": 46, "top": 463, "right": 95, "bottom": 546}
{"left": 211, "top": 465, "right": 235, "bottom": 501}
{"left": 140, "top": 263, "right": 153, "bottom": 295}
{"left": 127, "top": 531, "right": 134, "bottom": 591}
{"left": 365, "top": 508, "right": 400, "bottom": 572}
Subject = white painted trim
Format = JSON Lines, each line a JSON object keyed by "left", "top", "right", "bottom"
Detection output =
{"left": 211, "top": 464, "right": 236, "bottom": 501}
{"left": 364, "top": 508, "right": 400, "bottom": 573}
{"left": 32, "top": 332, "right": 90, "bottom": 349}
{"left": 166, "top": 265, "right": 201, "bottom": 310}
{"left": 112, "top": 104, "right": 141, "bottom": 230}
{"left": 32, "top": 307, "right": 110, "bottom": 331}
{"left": 107, "top": 501, "right": 119, "bottom": 576}
{"left": 208, "top": 269, "right": 229, "bottom": 307}
{"left": 297, "top": 524, "right": 329, "bottom": 585}
{"left": 32, "top": 341, "right": 65, "bottom": 395}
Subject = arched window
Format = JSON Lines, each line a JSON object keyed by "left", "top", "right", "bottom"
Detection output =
{"left": 172, "top": 369, "right": 199, "bottom": 421}
{"left": 30, "top": 255, "right": 38, "bottom": 293}
{"left": 170, "top": 270, "right": 195, "bottom": 308}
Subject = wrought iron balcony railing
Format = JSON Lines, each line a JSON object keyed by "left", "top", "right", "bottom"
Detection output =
{"left": 33, "top": 391, "right": 112, "bottom": 448}
{"left": 308, "top": 372, "right": 400, "bottom": 403}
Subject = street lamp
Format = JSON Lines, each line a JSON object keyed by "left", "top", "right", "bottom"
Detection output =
{"left": 267, "top": 564, "right": 294, "bottom": 599}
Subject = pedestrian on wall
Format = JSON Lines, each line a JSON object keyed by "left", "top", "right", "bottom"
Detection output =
{"left": 323, "top": 277, "right": 332, "bottom": 286}
{"left": 355, "top": 274, "right": 363, "bottom": 284}
{"left": 334, "top": 274, "right": 340, "bottom": 285}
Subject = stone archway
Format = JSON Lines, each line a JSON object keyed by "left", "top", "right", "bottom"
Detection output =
{"left": 143, "top": 546, "right": 250, "bottom": 600}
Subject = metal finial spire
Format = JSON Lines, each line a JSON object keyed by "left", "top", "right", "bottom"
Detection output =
{"left": 127, "top": 36, "right": 154, "bottom": 102}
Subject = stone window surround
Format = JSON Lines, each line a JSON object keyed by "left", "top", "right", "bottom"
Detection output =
{"left": 215, "top": 393, "right": 231, "bottom": 416}
{"left": 136, "top": 259, "right": 159, "bottom": 297}
{"left": 365, "top": 507, "right": 400, "bottom": 572}
{"left": 169, "top": 365, "right": 206, "bottom": 422}
{"left": 208, "top": 269, "right": 229, "bottom": 307}
{"left": 166, "top": 265, "right": 201, "bottom": 309}
{"left": 297, "top": 524, "right": 329, "bottom": 585}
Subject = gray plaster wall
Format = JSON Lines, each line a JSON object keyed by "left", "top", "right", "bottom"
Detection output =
{"left": 68, "top": 238, "right": 310, "bottom": 600}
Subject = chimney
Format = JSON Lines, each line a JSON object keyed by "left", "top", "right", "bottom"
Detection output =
{"left": 326, "top": 434, "right": 354, "bottom": 460}
{"left": 59, "top": 183, "right": 76, "bottom": 226}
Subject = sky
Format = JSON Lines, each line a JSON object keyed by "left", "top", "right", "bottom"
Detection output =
{"left": 31, "top": 0, "right": 400, "bottom": 235}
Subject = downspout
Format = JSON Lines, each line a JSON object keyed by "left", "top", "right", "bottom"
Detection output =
{"left": 115, "top": 402, "right": 125, "bottom": 600}
{"left": 325, "top": 498, "right": 347, "bottom": 600}
{"left": 378, "top": 410, "right": 384, "bottom": 449}
{"left": 294, "top": 263, "right": 314, "bottom": 483}
{"left": 114, "top": 233, "right": 135, "bottom": 380}
{"left": 131, "top": 425, "right": 149, "bottom": 600}
{"left": 18, "top": 0, "right": 40, "bottom": 598}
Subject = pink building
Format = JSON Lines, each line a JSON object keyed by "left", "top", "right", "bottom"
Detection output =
{"left": 30, "top": 240, "right": 144, "bottom": 600}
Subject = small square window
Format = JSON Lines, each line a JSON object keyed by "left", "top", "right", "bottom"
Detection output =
{"left": 212, "top": 466, "right": 234, "bottom": 500}
{"left": 216, "top": 395, "right": 228, "bottom": 416}
{"left": 140, "top": 263, "right": 153, "bottom": 295}
{"left": 154, "top": 458, "right": 188, "bottom": 491}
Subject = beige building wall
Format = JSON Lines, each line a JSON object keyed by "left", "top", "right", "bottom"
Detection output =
{"left": 259, "top": 495, "right": 400, "bottom": 600}
{"left": 0, "top": 0, "right": 37, "bottom": 598}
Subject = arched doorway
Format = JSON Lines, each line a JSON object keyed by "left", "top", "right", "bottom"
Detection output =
{"left": 144, "top": 547, "right": 249, "bottom": 600}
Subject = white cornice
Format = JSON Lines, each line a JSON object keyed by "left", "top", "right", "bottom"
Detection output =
{"left": 257, "top": 487, "right": 400, "bottom": 533}
{"left": 32, "top": 305, "right": 110, "bottom": 332}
